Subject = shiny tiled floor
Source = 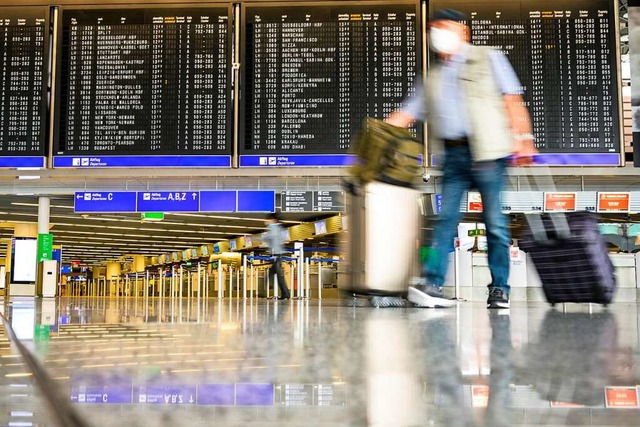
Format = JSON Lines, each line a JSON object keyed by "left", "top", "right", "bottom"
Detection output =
{"left": 1, "top": 296, "right": 640, "bottom": 426}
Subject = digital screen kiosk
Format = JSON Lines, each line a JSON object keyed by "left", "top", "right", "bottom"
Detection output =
{"left": 11, "top": 237, "right": 38, "bottom": 284}
{"left": 54, "top": 5, "right": 233, "bottom": 168}
{"left": 240, "top": 2, "right": 421, "bottom": 167}
{"left": 0, "top": 7, "right": 49, "bottom": 168}
{"left": 430, "top": 0, "right": 623, "bottom": 166}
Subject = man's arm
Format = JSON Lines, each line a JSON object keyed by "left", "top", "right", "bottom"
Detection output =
{"left": 489, "top": 50, "right": 538, "bottom": 165}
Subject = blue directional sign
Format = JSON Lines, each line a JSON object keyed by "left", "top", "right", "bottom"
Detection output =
{"left": 197, "top": 384, "right": 235, "bottom": 406}
{"left": 74, "top": 192, "right": 137, "bottom": 213}
{"left": 237, "top": 191, "right": 275, "bottom": 212}
{"left": 134, "top": 384, "right": 197, "bottom": 405}
{"left": 200, "top": 191, "right": 237, "bottom": 212}
{"left": 54, "top": 155, "right": 231, "bottom": 168}
{"left": 137, "top": 192, "right": 199, "bottom": 213}
{"left": 0, "top": 157, "right": 46, "bottom": 168}
{"left": 69, "top": 375, "right": 133, "bottom": 404}
{"left": 240, "top": 154, "right": 355, "bottom": 168}
{"left": 235, "top": 383, "right": 275, "bottom": 406}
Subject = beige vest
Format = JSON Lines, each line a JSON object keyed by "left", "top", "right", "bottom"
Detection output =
{"left": 426, "top": 45, "right": 514, "bottom": 163}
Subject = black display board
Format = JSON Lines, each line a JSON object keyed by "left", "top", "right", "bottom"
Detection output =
{"left": 240, "top": 2, "right": 421, "bottom": 167}
{"left": 0, "top": 7, "right": 48, "bottom": 167}
{"left": 430, "top": 0, "right": 622, "bottom": 166}
{"left": 54, "top": 6, "right": 232, "bottom": 168}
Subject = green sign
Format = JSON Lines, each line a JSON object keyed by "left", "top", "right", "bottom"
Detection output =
{"left": 37, "top": 233, "right": 53, "bottom": 262}
{"left": 468, "top": 229, "right": 486, "bottom": 237}
{"left": 141, "top": 212, "right": 164, "bottom": 221}
{"left": 34, "top": 324, "right": 50, "bottom": 342}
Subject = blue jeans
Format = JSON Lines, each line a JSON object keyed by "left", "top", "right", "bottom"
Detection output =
{"left": 425, "top": 145, "right": 510, "bottom": 293}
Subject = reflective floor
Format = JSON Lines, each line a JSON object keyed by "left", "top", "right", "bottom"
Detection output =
{"left": 0, "top": 296, "right": 639, "bottom": 426}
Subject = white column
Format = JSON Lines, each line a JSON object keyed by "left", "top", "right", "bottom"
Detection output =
{"left": 38, "top": 196, "right": 50, "bottom": 234}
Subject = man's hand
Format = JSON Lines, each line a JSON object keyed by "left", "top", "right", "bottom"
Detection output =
{"left": 385, "top": 111, "right": 415, "bottom": 129}
{"left": 512, "top": 137, "right": 537, "bottom": 166}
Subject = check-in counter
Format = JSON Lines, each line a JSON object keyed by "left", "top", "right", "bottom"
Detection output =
{"left": 469, "top": 248, "right": 529, "bottom": 301}
{"left": 608, "top": 253, "right": 637, "bottom": 302}
{"left": 610, "top": 253, "right": 636, "bottom": 288}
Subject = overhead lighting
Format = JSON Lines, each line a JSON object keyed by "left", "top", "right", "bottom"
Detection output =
{"left": 16, "top": 167, "right": 41, "bottom": 180}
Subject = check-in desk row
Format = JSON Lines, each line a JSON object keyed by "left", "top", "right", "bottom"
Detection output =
{"left": 444, "top": 250, "right": 640, "bottom": 303}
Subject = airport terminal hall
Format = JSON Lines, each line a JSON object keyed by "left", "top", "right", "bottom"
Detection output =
{"left": 2, "top": 0, "right": 640, "bottom": 426}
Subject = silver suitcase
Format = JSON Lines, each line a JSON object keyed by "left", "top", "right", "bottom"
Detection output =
{"left": 345, "top": 181, "right": 421, "bottom": 296}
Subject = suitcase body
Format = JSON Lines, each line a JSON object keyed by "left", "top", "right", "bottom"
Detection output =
{"left": 520, "top": 212, "right": 616, "bottom": 305}
{"left": 344, "top": 181, "right": 420, "bottom": 296}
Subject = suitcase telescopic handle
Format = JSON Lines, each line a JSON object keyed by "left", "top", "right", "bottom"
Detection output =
{"left": 509, "top": 164, "right": 572, "bottom": 242}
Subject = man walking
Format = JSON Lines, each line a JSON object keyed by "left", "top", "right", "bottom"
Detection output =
{"left": 264, "top": 213, "right": 291, "bottom": 300}
{"left": 387, "top": 9, "right": 537, "bottom": 309}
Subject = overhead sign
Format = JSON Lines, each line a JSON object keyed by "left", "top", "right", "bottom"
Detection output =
{"left": 135, "top": 384, "right": 197, "bottom": 405}
{"left": 467, "top": 192, "right": 483, "bottom": 212}
{"left": 70, "top": 375, "right": 133, "bottom": 404}
{"left": 597, "top": 192, "right": 630, "bottom": 212}
{"left": 605, "top": 387, "right": 639, "bottom": 408}
{"left": 238, "top": 191, "right": 275, "bottom": 212}
{"left": 137, "top": 192, "right": 199, "bottom": 213}
{"left": 281, "top": 191, "right": 345, "bottom": 212}
{"left": 200, "top": 191, "right": 237, "bottom": 212}
{"left": 74, "top": 192, "right": 137, "bottom": 213}
{"left": 315, "top": 191, "right": 345, "bottom": 212}
{"left": 544, "top": 192, "right": 576, "bottom": 212}
{"left": 75, "top": 191, "right": 276, "bottom": 213}
{"left": 282, "top": 191, "right": 313, "bottom": 212}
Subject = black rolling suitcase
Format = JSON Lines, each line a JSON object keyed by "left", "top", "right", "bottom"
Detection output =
{"left": 520, "top": 211, "right": 616, "bottom": 306}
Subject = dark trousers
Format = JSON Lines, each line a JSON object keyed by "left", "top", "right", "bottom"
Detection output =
{"left": 269, "top": 256, "right": 290, "bottom": 298}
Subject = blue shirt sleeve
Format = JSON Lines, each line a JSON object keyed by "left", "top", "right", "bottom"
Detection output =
{"left": 488, "top": 50, "right": 523, "bottom": 95}
{"left": 400, "top": 79, "right": 426, "bottom": 121}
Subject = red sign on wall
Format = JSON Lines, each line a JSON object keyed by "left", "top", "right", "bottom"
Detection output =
{"left": 544, "top": 193, "right": 576, "bottom": 212}
{"left": 605, "top": 387, "right": 639, "bottom": 408}
{"left": 467, "top": 192, "right": 483, "bottom": 213}
{"left": 597, "top": 193, "right": 630, "bottom": 213}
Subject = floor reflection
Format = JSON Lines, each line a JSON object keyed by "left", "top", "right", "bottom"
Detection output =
{"left": 0, "top": 297, "right": 639, "bottom": 426}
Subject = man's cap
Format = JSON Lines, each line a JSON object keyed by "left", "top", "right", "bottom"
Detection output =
{"left": 267, "top": 212, "right": 280, "bottom": 221}
{"left": 431, "top": 8, "right": 467, "bottom": 23}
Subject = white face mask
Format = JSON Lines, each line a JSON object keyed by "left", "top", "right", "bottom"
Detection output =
{"left": 429, "top": 28, "right": 461, "bottom": 55}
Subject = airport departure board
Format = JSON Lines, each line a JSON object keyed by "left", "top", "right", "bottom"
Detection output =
{"left": 431, "top": 0, "right": 622, "bottom": 165}
{"left": 0, "top": 7, "right": 48, "bottom": 166}
{"left": 54, "top": 7, "right": 232, "bottom": 168}
{"left": 240, "top": 2, "right": 420, "bottom": 167}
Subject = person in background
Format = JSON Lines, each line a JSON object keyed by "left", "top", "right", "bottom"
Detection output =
{"left": 264, "top": 212, "right": 291, "bottom": 300}
{"left": 387, "top": 8, "right": 537, "bottom": 309}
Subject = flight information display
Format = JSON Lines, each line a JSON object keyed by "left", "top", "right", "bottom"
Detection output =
{"left": 431, "top": 0, "right": 622, "bottom": 166}
{"left": 54, "top": 7, "right": 232, "bottom": 168}
{"left": 240, "top": 2, "right": 420, "bottom": 167}
{"left": 0, "top": 7, "right": 48, "bottom": 168}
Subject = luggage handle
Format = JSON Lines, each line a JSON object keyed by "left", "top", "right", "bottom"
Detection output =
{"left": 507, "top": 163, "right": 572, "bottom": 242}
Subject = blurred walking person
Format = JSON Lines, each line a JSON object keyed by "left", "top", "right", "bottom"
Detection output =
{"left": 264, "top": 213, "right": 291, "bottom": 300}
{"left": 387, "top": 9, "right": 537, "bottom": 309}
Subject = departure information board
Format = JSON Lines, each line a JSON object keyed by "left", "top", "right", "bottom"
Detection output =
{"left": 0, "top": 7, "right": 48, "bottom": 168}
{"left": 431, "top": 0, "right": 622, "bottom": 166}
{"left": 54, "top": 6, "right": 232, "bottom": 168}
{"left": 240, "top": 2, "right": 420, "bottom": 167}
